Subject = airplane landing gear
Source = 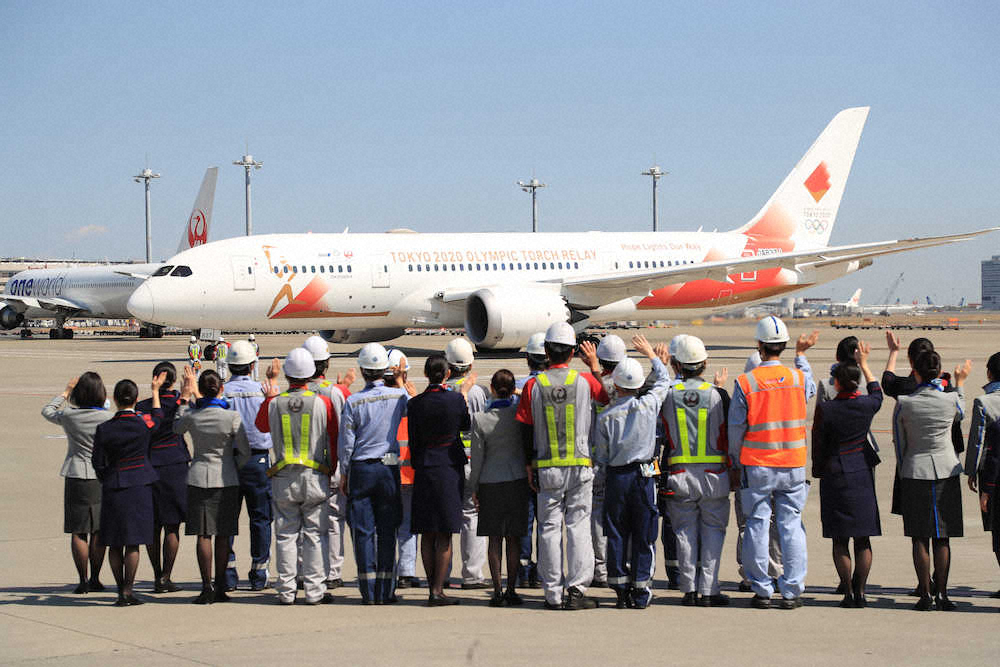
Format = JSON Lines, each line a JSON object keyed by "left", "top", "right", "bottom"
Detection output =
{"left": 138, "top": 324, "right": 164, "bottom": 339}
{"left": 49, "top": 328, "right": 73, "bottom": 339}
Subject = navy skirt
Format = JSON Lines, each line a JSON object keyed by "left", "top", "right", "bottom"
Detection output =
{"left": 900, "top": 475, "right": 963, "bottom": 538}
{"left": 820, "top": 467, "right": 882, "bottom": 538}
{"left": 152, "top": 462, "right": 188, "bottom": 526}
{"left": 411, "top": 464, "right": 463, "bottom": 534}
{"left": 100, "top": 484, "right": 154, "bottom": 547}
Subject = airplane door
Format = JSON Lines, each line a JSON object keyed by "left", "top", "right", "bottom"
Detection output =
{"left": 371, "top": 255, "right": 390, "bottom": 288}
{"left": 232, "top": 256, "right": 256, "bottom": 291}
{"left": 740, "top": 249, "right": 757, "bottom": 282}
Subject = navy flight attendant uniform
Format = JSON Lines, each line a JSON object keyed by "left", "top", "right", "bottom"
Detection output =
{"left": 92, "top": 410, "right": 160, "bottom": 547}
{"left": 136, "top": 390, "right": 189, "bottom": 528}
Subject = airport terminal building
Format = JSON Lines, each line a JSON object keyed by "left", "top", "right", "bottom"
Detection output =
{"left": 983, "top": 256, "right": 1000, "bottom": 310}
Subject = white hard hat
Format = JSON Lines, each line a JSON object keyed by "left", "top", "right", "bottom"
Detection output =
{"left": 218, "top": 336, "right": 225, "bottom": 342}
{"left": 755, "top": 315, "right": 790, "bottom": 343}
{"left": 445, "top": 338, "right": 475, "bottom": 366}
{"left": 386, "top": 349, "right": 410, "bottom": 372}
{"left": 674, "top": 335, "right": 708, "bottom": 364}
{"left": 189, "top": 336, "right": 196, "bottom": 343}
{"left": 668, "top": 334, "right": 689, "bottom": 357}
{"left": 359, "top": 342, "right": 390, "bottom": 370}
{"left": 283, "top": 347, "right": 315, "bottom": 379}
{"left": 596, "top": 335, "right": 626, "bottom": 363}
{"left": 229, "top": 340, "right": 258, "bottom": 365}
{"left": 302, "top": 334, "right": 331, "bottom": 361}
{"left": 525, "top": 332, "right": 546, "bottom": 356}
{"left": 612, "top": 358, "right": 645, "bottom": 390}
{"left": 545, "top": 322, "right": 576, "bottom": 346}
{"left": 249, "top": 334, "right": 255, "bottom": 341}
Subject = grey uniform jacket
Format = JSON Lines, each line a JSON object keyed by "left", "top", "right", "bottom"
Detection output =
{"left": 965, "top": 387, "right": 1000, "bottom": 476}
{"left": 893, "top": 384, "right": 965, "bottom": 480}
{"left": 469, "top": 402, "right": 526, "bottom": 491}
{"left": 174, "top": 405, "right": 250, "bottom": 488}
{"left": 42, "top": 396, "right": 113, "bottom": 479}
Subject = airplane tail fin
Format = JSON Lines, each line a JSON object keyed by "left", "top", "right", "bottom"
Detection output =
{"left": 735, "top": 107, "right": 869, "bottom": 249}
{"left": 849, "top": 288, "right": 862, "bottom": 307}
{"left": 177, "top": 167, "right": 218, "bottom": 253}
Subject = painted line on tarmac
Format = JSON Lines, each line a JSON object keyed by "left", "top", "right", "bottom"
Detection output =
{"left": 0, "top": 609, "right": 215, "bottom": 665}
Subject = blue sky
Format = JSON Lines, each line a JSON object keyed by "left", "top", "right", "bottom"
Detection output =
{"left": 2, "top": 1, "right": 998, "bottom": 305}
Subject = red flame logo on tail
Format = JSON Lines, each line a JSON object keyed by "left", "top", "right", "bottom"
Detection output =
{"left": 187, "top": 210, "right": 207, "bottom": 247}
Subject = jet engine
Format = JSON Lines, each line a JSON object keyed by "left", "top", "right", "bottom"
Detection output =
{"left": 320, "top": 328, "right": 406, "bottom": 344}
{"left": 0, "top": 306, "right": 25, "bottom": 330}
{"left": 465, "top": 287, "right": 569, "bottom": 349}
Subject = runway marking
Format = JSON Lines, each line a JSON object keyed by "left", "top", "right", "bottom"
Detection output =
{"left": 0, "top": 609, "right": 215, "bottom": 665}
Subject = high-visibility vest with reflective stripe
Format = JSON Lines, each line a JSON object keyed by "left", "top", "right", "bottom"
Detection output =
{"left": 397, "top": 417, "right": 413, "bottom": 485}
{"left": 736, "top": 365, "right": 807, "bottom": 468}
{"left": 188, "top": 344, "right": 200, "bottom": 361}
{"left": 271, "top": 391, "right": 327, "bottom": 474}
{"left": 444, "top": 376, "right": 473, "bottom": 453}
{"left": 666, "top": 380, "right": 726, "bottom": 465}
{"left": 532, "top": 368, "right": 592, "bottom": 468}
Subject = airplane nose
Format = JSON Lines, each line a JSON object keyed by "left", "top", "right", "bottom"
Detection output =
{"left": 127, "top": 283, "right": 155, "bottom": 322}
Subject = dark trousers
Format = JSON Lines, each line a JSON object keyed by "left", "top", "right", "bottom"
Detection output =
{"left": 227, "top": 452, "right": 273, "bottom": 590}
{"left": 661, "top": 504, "right": 679, "bottom": 583}
{"left": 348, "top": 461, "right": 402, "bottom": 602}
{"left": 519, "top": 490, "right": 538, "bottom": 576}
{"left": 605, "top": 468, "right": 658, "bottom": 606}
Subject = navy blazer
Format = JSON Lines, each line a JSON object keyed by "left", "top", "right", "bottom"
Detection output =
{"left": 407, "top": 385, "right": 471, "bottom": 468}
{"left": 92, "top": 410, "right": 160, "bottom": 489}
{"left": 136, "top": 390, "right": 190, "bottom": 467}
{"left": 812, "top": 381, "right": 883, "bottom": 478}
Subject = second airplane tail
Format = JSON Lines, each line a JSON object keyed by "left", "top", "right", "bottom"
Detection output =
{"left": 735, "top": 106, "right": 869, "bottom": 250}
{"left": 177, "top": 167, "right": 219, "bottom": 253}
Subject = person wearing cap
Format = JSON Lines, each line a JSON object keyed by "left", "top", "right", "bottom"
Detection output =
{"left": 516, "top": 321, "right": 609, "bottom": 610}
{"left": 729, "top": 316, "right": 818, "bottom": 609}
{"left": 221, "top": 340, "right": 274, "bottom": 591}
{"left": 338, "top": 343, "right": 408, "bottom": 604}
{"left": 592, "top": 335, "right": 671, "bottom": 609}
{"left": 587, "top": 333, "right": 627, "bottom": 588}
{"left": 215, "top": 337, "right": 231, "bottom": 382}
{"left": 515, "top": 332, "right": 547, "bottom": 588}
{"left": 383, "top": 349, "right": 421, "bottom": 589}
{"left": 254, "top": 348, "right": 339, "bottom": 605}
{"left": 188, "top": 336, "right": 202, "bottom": 372}
{"left": 660, "top": 335, "right": 733, "bottom": 607}
{"left": 443, "top": 338, "right": 491, "bottom": 589}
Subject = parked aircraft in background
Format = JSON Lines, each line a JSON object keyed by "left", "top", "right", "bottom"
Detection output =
{"left": 127, "top": 108, "right": 998, "bottom": 348}
{"left": 1, "top": 168, "right": 217, "bottom": 338}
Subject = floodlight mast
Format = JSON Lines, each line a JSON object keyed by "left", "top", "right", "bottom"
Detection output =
{"left": 133, "top": 167, "right": 161, "bottom": 262}
{"left": 641, "top": 164, "right": 666, "bottom": 232}
{"left": 517, "top": 177, "right": 546, "bottom": 233}
{"left": 234, "top": 153, "right": 263, "bottom": 235}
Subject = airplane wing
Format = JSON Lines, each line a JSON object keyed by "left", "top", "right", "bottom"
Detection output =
{"left": 1, "top": 293, "right": 89, "bottom": 315}
{"left": 560, "top": 227, "right": 999, "bottom": 308}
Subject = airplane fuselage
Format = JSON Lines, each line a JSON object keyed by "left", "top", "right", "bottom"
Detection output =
{"left": 2, "top": 264, "right": 156, "bottom": 323}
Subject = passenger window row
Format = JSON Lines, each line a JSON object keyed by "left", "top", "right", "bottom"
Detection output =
{"left": 407, "top": 261, "right": 581, "bottom": 273}
{"left": 628, "top": 259, "right": 690, "bottom": 269}
{"left": 273, "top": 264, "right": 353, "bottom": 275}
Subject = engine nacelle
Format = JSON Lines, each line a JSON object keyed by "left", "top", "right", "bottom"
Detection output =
{"left": 320, "top": 328, "right": 406, "bottom": 344}
{"left": 465, "top": 287, "right": 569, "bottom": 349}
{"left": 0, "top": 306, "right": 25, "bottom": 330}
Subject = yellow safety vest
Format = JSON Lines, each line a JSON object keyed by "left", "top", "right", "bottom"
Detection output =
{"left": 668, "top": 381, "right": 725, "bottom": 465}
{"left": 535, "top": 369, "right": 591, "bottom": 468}
{"left": 269, "top": 391, "right": 329, "bottom": 475}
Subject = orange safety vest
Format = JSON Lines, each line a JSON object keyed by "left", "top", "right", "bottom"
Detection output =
{"left": 397, "top": 416, "right": 414, "bottom": 485}
{"left": 736, "top": 364, "right": 807, "bottom": 468}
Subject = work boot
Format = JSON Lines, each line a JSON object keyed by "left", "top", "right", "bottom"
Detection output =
{"left": 562, "top": 586, "right": 599, "bottom": 610}
{"left": 750, "top": 594, "right": 771, "bottom": 610}
{"left": 681, "top": 591, "right": 698, "bottom": 606}
{"left": 699, "top": 593, "right": 730, "bottom": 607}
{"left": 326, "top": 578, "right": 343, "bottom": 590}
{"left": 778, "top": 596, "right": 803, "bottom": 610}
{"left": 615, "top": 590, "right": 633, "bottom": 609}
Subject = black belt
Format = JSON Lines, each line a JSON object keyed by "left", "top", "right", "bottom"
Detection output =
{"left": 608, "top": 459, "right": 654, "bottom": 473}
{"left": 251, "top": 448, "right": 271, "bottom": 454}
{"left": 354, "top": 458, "right": 382, "bottom": 464}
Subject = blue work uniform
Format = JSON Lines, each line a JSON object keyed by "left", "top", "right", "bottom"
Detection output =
{"left": 224, "top": 375, "right": 273, "bottom": 590}
{"left": 592, "top": 358, "right": 671, "bottom": 608}
{"left": 728, "top": 355, "right": 815, "bottom": 600}
{"left": 338, "top": 380, "right": 408, "bottom": 603}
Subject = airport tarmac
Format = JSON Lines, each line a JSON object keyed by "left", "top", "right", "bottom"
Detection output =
{"left": 1, "top": 322, "right": 998, "bottom": 666}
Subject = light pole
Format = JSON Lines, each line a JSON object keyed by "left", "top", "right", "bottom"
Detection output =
{"left": 517, "top": 177, "right": 546, "bottom": 233}
{"left": 133, "top": 167, "right": 161, "bottom": 262}
{"left": 641, "top": 164, "right": 666, "bottom": 231}
{"left": 233, "top": 153, "right": 263, "bottom": 235}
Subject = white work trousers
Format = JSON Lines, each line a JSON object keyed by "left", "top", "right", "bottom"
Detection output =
{"left": 591, "top": 466, "right": 607, "bottom": 581}
{"left": 461, "top": 459, "right": 487, "bottom": 583}
{"left": 273, "top": 470, "right": 329, "bottom": 603}
{"left": 537, "top": 465, "right": 595, "bottom": 605}
{"left": 665, "top": 466, "right": 731, "bottom": 596}
{"left": 327, "top": 482, "right": 348, "bottom": 580}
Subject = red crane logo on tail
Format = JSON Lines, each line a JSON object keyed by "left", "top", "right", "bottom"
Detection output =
{"left": 804, "top": 162, "right": 831, "bottom": 203}
{"left": 187, "top": 210, "right": 208, "bottom": 247}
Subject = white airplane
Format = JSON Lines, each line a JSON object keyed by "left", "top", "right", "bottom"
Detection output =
{"left": 127, "top": 108, "right": 998, "bottom": 348}
{"left": 1, "top": 168, "right": 218, "bottom": 338}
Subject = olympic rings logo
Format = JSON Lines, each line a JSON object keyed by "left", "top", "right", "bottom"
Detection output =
{"left": 804, "top": 218, "right": 829, "bottom": 233}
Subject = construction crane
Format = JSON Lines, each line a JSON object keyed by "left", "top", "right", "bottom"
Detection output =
{"left": 880, "top": 272, "right": 904, "bottom": 305}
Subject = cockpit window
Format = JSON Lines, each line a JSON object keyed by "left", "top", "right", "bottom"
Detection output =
{"left": 171, "top": 265, "right": 193, "bottom": 277}
{"left": 153, "top": 265, "right": 174, "bottom": 277}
